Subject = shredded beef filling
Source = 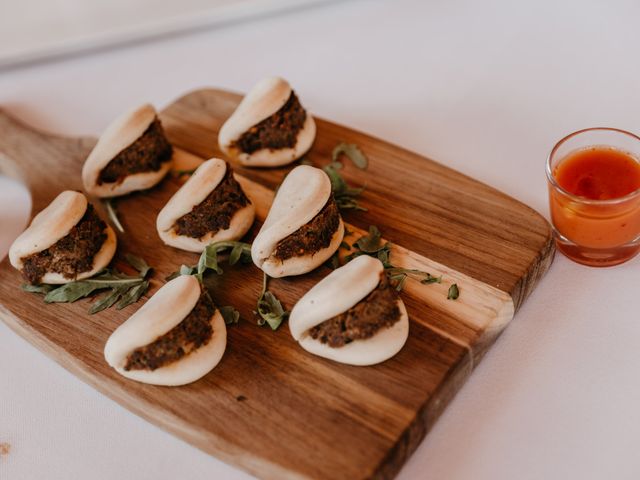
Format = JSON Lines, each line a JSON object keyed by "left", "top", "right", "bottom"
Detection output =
{"left": 98, "top": 118, "right": 173, "bottom": 185}
{"left": 273, "top": 196, "right": 340, "bottom": 261}
{"left": 309, "top": 275, "right": 401, "bottom": 348}
{"left": 21, "top": 205, "right": 107, "bottom": 284}
{"left": 124, "top": 293, "right": 216, "bottom": 371}
{"left": 233, "top": 92, "right": 307, "bottom": 154}
{"left": 173, "top": 167, "right": 250, "bottom": 239}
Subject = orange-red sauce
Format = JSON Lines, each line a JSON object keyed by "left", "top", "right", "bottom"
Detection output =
{"left": 549, "top": 146, "right": 640, "bottom": 257}
{"left": 554, "top": 147, "right": 640, "bottom": 200}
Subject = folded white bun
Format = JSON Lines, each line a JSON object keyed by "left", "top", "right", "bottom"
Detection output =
{"left": 218, "top": 77, "right": 316, "bottom": 167}
{"left": 156, "top": 158, "right": 255, "bottom": 252}
{"left": 8, "top": 190, "right": 117, "bottom": 284}
{"left": 289, "top": 255, "right": 409, "bottom": 366}
{"left": 104, "top": 275, "right": 227, "bottom": 386}
{"left": 82, "top": 103, "right": 172, "bottom": 198}
{"left": 251, "top": 165, "right": 344, "bottom": 278}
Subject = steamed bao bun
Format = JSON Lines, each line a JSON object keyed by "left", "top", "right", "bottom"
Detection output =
{"left": 82, "top": 103, "right": 173, "bottom": 198}
{"left": 156, "top": 158, "right": 255, "bottom": 252}
{"left": 8, "top": 190, "right": 117, "bottom": 284}
{"left": 251, "top": 165, "right": 344, "bottom": 278}
{"left": 289, "top": 255, "right": 409, "bottom": 366}
{"left": 104, "top": 275, "right": 227, "bottom": 386}
{"left": 218, "top": 77, "right": 316, "bottom": 167}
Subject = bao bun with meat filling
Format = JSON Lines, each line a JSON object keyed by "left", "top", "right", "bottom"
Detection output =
{"left": 289, "top": 255, "right": 409, "bottom": 366}
{"left": 218, "top": 77, "right": 316, "bottom": 167}
{"left": 82, "top": 104, "right": 173, "bottom": 198}
{"left": 251, "top": 165, "right": 344, "bottom": 278}
{"left": 156, "top": 158, "right": 255, "bottom": 252}
{"left": 104, "top": 275, "right": 226, "bottom": 386}
{"left": 9, "top": 190, "right": 117, "bottom": 285}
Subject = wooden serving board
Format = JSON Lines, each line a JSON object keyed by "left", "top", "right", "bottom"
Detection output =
{"left": 0, "top": 89, "right": 554, "bottom": 480}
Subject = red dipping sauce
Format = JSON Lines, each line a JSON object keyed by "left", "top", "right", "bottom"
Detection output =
{"left": 548, "top": 136, "right": 640, "bottom": 266}
{"left": 554, "top": 147, "right": 640, "bottom": 200}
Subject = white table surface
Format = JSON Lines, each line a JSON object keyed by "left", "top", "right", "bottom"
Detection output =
{"left": 1, "top": 0, "right": 639, "bottom": 479}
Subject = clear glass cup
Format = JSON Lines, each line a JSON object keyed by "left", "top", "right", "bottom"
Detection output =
{"left": 546, "top": 128, "right": 640, "bottom": 267}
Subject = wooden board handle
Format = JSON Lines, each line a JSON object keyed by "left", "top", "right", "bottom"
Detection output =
{"left": 0, "top": 109, "right": 95, "bottom": 210}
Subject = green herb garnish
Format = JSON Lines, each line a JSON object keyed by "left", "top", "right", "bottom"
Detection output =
{"left": 352, "top": 225, "right": 385, "bottom": 253}
{"left": 345, "top": 225, "right": 450, "bottom": 295}
{"left": 103, "top": 199, "right": 124, "bottom": 234}
{"left": 345, "top": 225, "right": 391, "bottom": 266}
{"left": 166, "top": 241, "right": 251, "bottom": 325}
{"left": 22, "top": 283, "right": 54, "bottom": 294}
{"left": 255, "top": 272, "right": 288, "bottom": 331}
{"left": 124, "top": 253, "right": 151, "bottom": 277}
{"left": 448, "top": 283, "right": 460, "bottom": 300}
{"left": 167, "top": 241, "right": 252, "bottom": 282}
{"left": 325, "top": 240, "right": 352, "bottom": 270}
{"left": 323, "top": 162, "right": 367, "bottom": 211}
{"left": 321, "top": 142, "right": 369, "bottom": 212}
{"left": 387, "top": 267, "right": 442, "bottom": 292}
{"left": 332, "top": 142, "right": 369, "bottom": 169}
{"left": 219, "top": 305, "right": 240, "bottom": 325}
{"left": 22, "top": 254, "right": 152, "bottom": 314}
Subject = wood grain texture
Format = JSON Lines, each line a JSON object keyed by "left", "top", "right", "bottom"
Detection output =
{"left": 0, "top": 88, "right": 554, "bottom": 480}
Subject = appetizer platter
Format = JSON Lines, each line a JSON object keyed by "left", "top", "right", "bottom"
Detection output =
{"left": 0, "top": 78, "right": 554, "bottom": 479}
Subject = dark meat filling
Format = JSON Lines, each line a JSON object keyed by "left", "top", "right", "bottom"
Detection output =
{"left": 124, "top": 293, "right": 216, "bottom": 371}
{"left": 309, "top": 275, "right": 401, "bottom": 348}
{"left": 173, "top": 167, "right": 250, "bottom": 239}
{"left": 98, "top": 118, "right": 173, "bottom": 185}
{"left": 273, "top": 196, "right": 340, "bottom": 261}
{"left": 233, "top": 92, "right": 307, "bottom": 154}
{"left": 21, "top": 205, "right": 107, "bottom": 284}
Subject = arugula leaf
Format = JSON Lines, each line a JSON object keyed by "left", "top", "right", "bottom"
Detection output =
{"left": 323, "top": 142, "right": 368, "bottom": 212}
{"left": 323, "top": 164, "right": 368, "bottom": 212}
{"left": 390, "top": 273, "right": 407, "bottom": 292}
{"left": 334, "top": 196, "right": 367, "bottom": 211}
{"left": 103, "top": 199, "right": 124, "bottom": 234}
{"left": 325, "top": 240, "right": 352, "bottom": 270}
{"left": 172, "top": 241, "right": 252, "bottom": 280}
{"left": 346, "top": 226, "right": 453, "bottom": 296}
{"left": 229, "top": 243, "right": 245, "bottom": 266}
{"left": 323, "top": 162, "right": 347, "bottom": 192}
{"left": 387, "top": 268, "right": 442, "bottom": 292}
{"left": 24, "top": 255, "right": 152, "bottom": 314}
{"left": 256, "top": 272, "right": 288, "bottom": 331}
{"left": 44, "top": 279, "right": 107, "bottom": 303}
{"left": 257, "top": 292, "right": 287, "bottom": 330}
{"left": 354, "top": 225, "right": 383, "bottom": 253}
{"left": 117, "top": 280, "right": 150, "bottom": 310}
{"left": 345, "top": 226, "right": 392, "bottom": 267}
{"left": 448, "top": 283, "right": 460, "bottom": 300}
{"left": 166, "top": 264, "right": 196, "bottom": 281}
{"left": 180, "top": 265, "right": 196, "bottom": 275}
{"left": 124, "top": 254, "right": 151, "bottom": 277}
{"left": 89, "top": 285, "right": 128, "bottom": 314}
{"left": 219, "top": 305, "right": 240, "bottom": 325}
{"left": 167, "top": 241, "right": 250, "bottom": 328}
{"left": 198, "top": 246, "right": 222, "bottom": 277}
{"left": 21, "top": 284, "right": 54, "bottom": 294}
{"left": 387, "top": 267, "right": 442, "bottom": 284}
{"left": 332, "top": 142, "right": 369, "bottom": 170}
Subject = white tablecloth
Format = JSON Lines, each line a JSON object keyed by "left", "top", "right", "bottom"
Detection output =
{"left": 1, "top": 1, "right": 639, "bottom": 478}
